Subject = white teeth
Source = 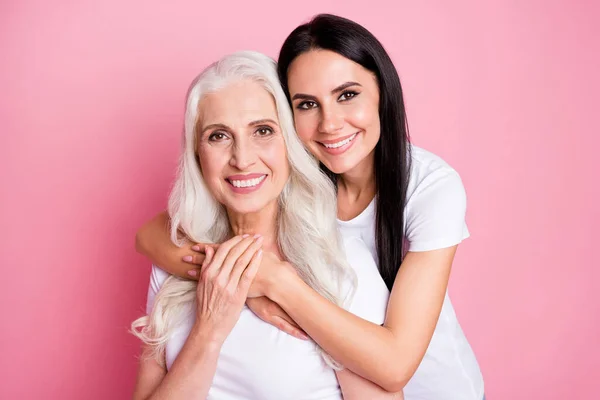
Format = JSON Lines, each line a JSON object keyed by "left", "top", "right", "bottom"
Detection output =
{"left": 230, "top": 175, "right": 266, "bottom": 188}
{"left": 323, "top": 133, "right": 357, "bottom": 149}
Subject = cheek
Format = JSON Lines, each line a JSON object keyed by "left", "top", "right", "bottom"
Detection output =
{"left": 198, "top": 150, "right": 225, "bottom": 185}
{"left": 262, "top": 142, "right": 290, "bottom": 180}
{"left": 293, "top": 112, "right": 318, "bottom": 143}
{"left": 347, "top": 100, "right": 379, "bottom": 129}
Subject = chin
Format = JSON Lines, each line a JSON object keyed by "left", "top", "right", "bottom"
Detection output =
{"left": 227, "top": 201, "right": 267, "bottom": 215}
{"left": 324, "top": 158, "right": 360, "bottom": 175}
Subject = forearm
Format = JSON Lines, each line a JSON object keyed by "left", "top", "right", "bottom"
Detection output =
{"left": 135, "top": 211, "right": 193, "bottom": 279}
{"left": 336, "top": 369, "right": 403, "bottom": 400}
{"left": 268, "top": 273, "right": 416, "bottom": 392}
{"left": 147, "top": 324, "right": 222, "bottom": 400}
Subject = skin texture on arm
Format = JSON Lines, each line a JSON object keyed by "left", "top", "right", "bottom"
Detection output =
{"left": 336, "top": 369, "right": 403, "bottom": 400}
{"left": 263, "top": 246, "right": 457, "bottom": 392}
{"left": 135, "top": 213, "right": 310, "bottom": 340}
{"left": 132, "top": 327, "right": 222, "bottom": 400}
{"left": 135, "top": 211, "right": 198, "bottom": 279}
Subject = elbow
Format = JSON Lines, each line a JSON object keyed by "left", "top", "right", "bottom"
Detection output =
{"left": 135, "top": 228, "right": 145, "bottom": 255}
{"left": 380, "top": 379, "right": 407, "bottom": 394}
{"left": 379, "top": 366, "right": 415, "bottom": 393}
{"left": 135, "top": 222, "right": 152, "bottom": 257}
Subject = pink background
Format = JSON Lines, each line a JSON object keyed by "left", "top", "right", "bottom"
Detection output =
{"left": 1, "top": 1, "right": 598, "bottom": 398}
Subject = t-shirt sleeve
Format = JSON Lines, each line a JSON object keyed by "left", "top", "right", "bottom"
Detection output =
{"left": 405, "top": 171, "right": 470, "bottom": 252}
{"left": 145, "top": 264, "right": 170, "bottom": 314}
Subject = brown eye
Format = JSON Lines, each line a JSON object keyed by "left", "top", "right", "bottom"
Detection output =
{"left": 338, "top": 91, "right": 358, "bottom": 101}
{"left": 208, "top": 132, "right": 228, "bottom": 141}
{"left": 297, "top": 101, "right": 317, "bottom": 110}
{"left": 255, "top": 127, "right": 274, "bottom": 136}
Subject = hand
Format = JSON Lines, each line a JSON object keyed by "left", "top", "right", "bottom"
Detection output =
{"left": 246, "top": 251, "right": 296, "bottom": 298}
{"left": 246, "top": 297, "right": 309, "bottom": 340}
{"left": 195, "top": 235, "right": 263, "bottom": 342}
{"left": 182, "top": 242, "right": 221, "bottom": 279}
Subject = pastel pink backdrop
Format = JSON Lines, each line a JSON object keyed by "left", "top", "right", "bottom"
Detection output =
{"left": 1, "top": 1, "right": 598, "bottom": 399}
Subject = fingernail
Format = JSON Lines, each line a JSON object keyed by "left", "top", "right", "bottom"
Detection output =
{"left": 191, "top": 245, "right": 200, "bottom": 251}
{"left": 300, "top": 333, "right": 309, "bottom": 340}
{"left": 187, "top": 270, "right": 198, "bottom": 277}
{"left": 253, "top": 234, "right": 262, "bottom": 239}
{"left": 182, "top": 255, "right": 193, "bottom": 262}
{"left": 258, "top": 249, "right": 263, "bottom": 256}
{"left": 242, "top": 234, "right": 250, "bottom": 238}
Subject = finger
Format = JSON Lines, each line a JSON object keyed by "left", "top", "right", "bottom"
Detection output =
{"left": 191, "top": 242, "right": 220, "bottom": 253}
{"left": 271, "top": 316, "right": 310, "bottom": 340}
{"left": 236, "top": 248, "right": 262, "bottom": 293}
{"left": 216, "top": 235, "right": 260, "bottom": 281}
{"left": 187, "top": 244, "right": 215, "bottom": 278}
{"left": 199, "top": 246, "right": 216, "bottom": 280}
{"left": 203, "top": 246, "right": 215, "bottom": 268}
{"left": 182, "top": 253, "right": 205, "bottom": 265}
{"left": 204, "top": 236, "right": 245, "bottom": 275}
{"left": 186, "top": 268, "right": 201, "bottom": 279}
{"left": 227, "top": 235, "right": 264, "bottom": 284}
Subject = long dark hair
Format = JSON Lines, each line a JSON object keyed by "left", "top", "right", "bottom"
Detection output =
{"left": 278, "top": 14, "right": 411, "bottom": 291}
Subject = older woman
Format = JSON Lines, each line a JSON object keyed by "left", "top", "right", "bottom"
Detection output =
{"left": 131, "top": 51, "right": 401, "bottom": 400}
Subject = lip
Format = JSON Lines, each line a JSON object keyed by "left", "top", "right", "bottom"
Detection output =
{"left": 227, "top": 173, "right": 266, "bottom": 180}
{"left": 226, "top": 174, "right": 267, "bottom": 194}
{"left": 318, "top": 132, "right": 359, "bottom": 155}
{"left": 318, "top": 132, "right": 358, "bottom": 145}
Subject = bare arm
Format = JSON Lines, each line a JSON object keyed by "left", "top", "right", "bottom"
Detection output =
{"left": 132, "top": 327, "right": 222, "bottom": 400}
{"left": 135, "top": 211, "right": 198, "bottom": 279}
{"left": 263, "top": 247, "right": 457, "bottom": 392}
{"left": 336, "top": 369, "right": 403, "bottom": 400}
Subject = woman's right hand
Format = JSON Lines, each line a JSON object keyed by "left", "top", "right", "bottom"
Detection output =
{"left": 195, "top": 235, "right": 263, "bottom": 342}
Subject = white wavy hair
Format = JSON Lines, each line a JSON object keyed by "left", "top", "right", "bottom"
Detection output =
{"left": 132, "top": 51, "right": 356, "bottom": 368}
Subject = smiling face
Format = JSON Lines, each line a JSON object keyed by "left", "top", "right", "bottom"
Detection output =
{"left": 196, "top": 80, "right": 290, "bottom": 215}
{"left": 287, "top": 49, "right": 381, "bottom": 175}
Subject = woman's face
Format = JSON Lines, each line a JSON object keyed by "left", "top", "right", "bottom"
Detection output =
{"left": 196, "top": 80, "right": 290, "bottom": 215}
{"left": 287, "top": 50, "right": 381, "bottom": 175}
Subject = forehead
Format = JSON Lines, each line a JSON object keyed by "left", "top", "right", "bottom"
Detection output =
{"left": 287, "top": 50, "right": 377, "bottom": 93}
{"left": 198, "top": 80, "right": 278, "bottom": 125}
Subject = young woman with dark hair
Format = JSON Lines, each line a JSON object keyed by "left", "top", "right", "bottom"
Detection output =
{"left": 136, "top": 14, "right": 484, "bottom": 400}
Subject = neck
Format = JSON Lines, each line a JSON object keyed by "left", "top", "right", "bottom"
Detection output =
{"left": 227, "top": 200, "right": 279, "bottom": 252}
{"left": 337, "top": 149, "right": 377, "bottom": 203}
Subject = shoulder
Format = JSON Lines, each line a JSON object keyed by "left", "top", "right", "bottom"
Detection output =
{"left": 406, "top": 145, "right": 466, "bottom": 205}
{"left": 404, "top": 146, "right": 470, "bottom": 251}
{"left": 409, "top": 145, "right": 464, "bottom": 190}
{"left": 149, "top": 264, "right": 171, "bottom": 293}
{"left": 146, "top": 265, "right": 172, "bottom": 314}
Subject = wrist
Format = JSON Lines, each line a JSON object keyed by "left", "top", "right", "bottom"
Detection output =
{"left": 266, "top": 262, "right": 301, "bottom": 301}
{"left": 189, "top": 322, "right": 226, "bottom": 350}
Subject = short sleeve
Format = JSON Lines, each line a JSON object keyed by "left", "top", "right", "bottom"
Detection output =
{"left": 145, "top": 265, "right": 170, "bottom": 314}
{"left": 405, "top": 171, "right": 470, "bottom": 252}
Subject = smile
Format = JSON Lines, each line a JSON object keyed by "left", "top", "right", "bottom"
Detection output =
{"left": 226, "top": 174, "right": 267, "bottom": 193}
{"left": 230, "top": 175, "right": 266, "bottom": 188}
{"left": 321, "top": 133, "right": 358, "bottom": 149}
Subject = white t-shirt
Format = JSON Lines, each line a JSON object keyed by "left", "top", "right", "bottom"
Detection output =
{"left": 146, "top": 236, "right": 388, "bottom": 400}
{"left": 337, "top": 145, "right": 484, "bottom": 400}
{"left": 146, "top": 145, "right": 483, "bottom": 399}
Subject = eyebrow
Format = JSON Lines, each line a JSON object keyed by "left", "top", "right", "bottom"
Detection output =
{"left": 200, "top": 119, "right": 278, "bottom": 134}
{"left": 291, "top": 81, "right": 362, "bottom": 101}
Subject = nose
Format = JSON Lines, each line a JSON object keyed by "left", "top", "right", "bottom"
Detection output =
{"left": 229, "top": 140, "right": 257, "bottom": 170}
{"left": 318, "top": 109, "right": 344, "bottom": 134}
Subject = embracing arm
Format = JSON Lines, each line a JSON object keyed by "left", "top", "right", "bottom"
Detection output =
{"left": 135, "top": 211, "right": 200, "bottom": 279}
{"left": 336, "top": 369, "right": 403, "bottom": 400}
{"left": 266, "top": 246, "right": 456, "bottom": 392}
{"left": 132, "top": 325, "right": 222, "bottom": 400}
